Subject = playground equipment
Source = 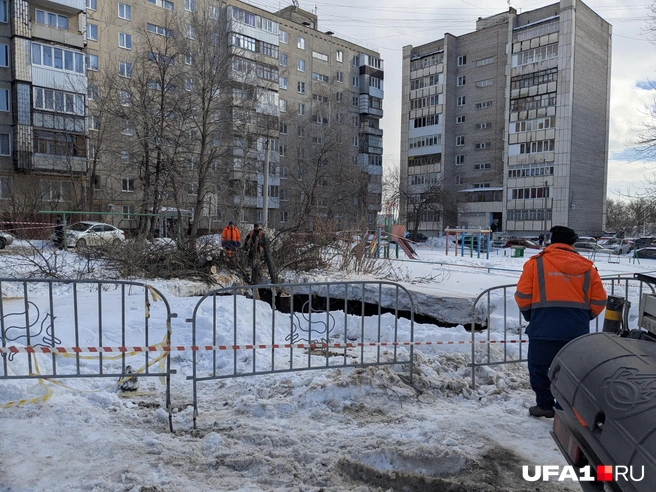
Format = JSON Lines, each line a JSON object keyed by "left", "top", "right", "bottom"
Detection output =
{"left": 444, "top": 227, "right": 492, "bottom": 259}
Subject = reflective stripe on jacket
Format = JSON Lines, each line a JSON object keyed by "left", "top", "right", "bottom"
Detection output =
{"left": 514, "top": 244, "right": 607, "bottom": 341}
{"left": 222, "top": 225, "right": 241, "bottom": 243}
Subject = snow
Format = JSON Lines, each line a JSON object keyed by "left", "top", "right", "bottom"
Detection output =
{"left": 1, "top": 237, "right": 651, "bottom": 491}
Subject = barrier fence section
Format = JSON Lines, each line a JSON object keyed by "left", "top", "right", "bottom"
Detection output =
{"left": 0, "top": 278, "right": 175, "bottom": 431}
{"left": 187, "top": 281, "right": 416, "bottom": 428}
{"left": 468, "top": 274, "right": 656, "bottom": 389}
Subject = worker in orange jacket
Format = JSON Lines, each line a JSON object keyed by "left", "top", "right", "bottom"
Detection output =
{"left": 514, "top": 225, "right": 607, "bottom": 419}
{"left": 221, "top": 221, "right": 241, "bottom": 255}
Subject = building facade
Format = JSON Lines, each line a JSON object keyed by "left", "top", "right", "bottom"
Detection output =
{"left": 400, "top": 0, "right": 610, "bottom": 237}
{"left": 0, "top": 0, "right": 382, "bottom": 234}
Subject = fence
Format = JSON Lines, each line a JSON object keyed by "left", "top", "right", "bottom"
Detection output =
{"left": 186, "top": 281, "right": 416, "bottom": 429}
{"left": 0, "top": 278, "right": 174, "bottom": 431}
{"left": 468, "top": 274, "right": 656, "bottom": 388}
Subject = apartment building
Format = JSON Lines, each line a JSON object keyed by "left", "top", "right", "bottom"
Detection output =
{"left": 0, "top": 0, "right": 382, "bottom": 234}
{"left": 400, "top": 0, "right": 611, "bottom": 237}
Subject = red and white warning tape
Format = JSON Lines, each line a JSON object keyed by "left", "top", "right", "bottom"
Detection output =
{"left": 0, "top": 339, "right": 527, "bottom": 355}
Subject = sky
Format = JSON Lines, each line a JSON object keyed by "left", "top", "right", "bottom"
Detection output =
{"left": 252, "top": 0, "right": 656, "bottom": 200}
{"left": 1, "top": 238, "right": 654, "bottom": 490}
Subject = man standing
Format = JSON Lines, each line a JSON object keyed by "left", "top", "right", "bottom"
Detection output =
{"left": 221, "top": 221, "right": 241, "bottom": 256}
{"left": 514, "top": 225, "right": 607, "bottom": 418}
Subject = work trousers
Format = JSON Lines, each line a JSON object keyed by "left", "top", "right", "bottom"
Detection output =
{"left": 527, "top": 338, "right": 570, "bottom": 409}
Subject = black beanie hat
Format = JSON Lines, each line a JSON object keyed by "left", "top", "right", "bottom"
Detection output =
{"left": 550, "top": 225, "right": 578, "bottom": 245}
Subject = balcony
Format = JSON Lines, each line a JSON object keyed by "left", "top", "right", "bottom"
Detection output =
{"left": 40, "top": 0, "right": 85, "bottom": 10}
{"left": 31, "top": 24, "right": 85, "bottom": 49}
{"left": 32, "top": 154, "right": 87, "bottom": 173}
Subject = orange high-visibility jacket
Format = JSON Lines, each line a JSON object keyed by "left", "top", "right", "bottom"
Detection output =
{"left": 221, "top": 225, "right": 241, "bottom": 243}
{"left": 514, "top": 244, "right": 607, "bottom": 340}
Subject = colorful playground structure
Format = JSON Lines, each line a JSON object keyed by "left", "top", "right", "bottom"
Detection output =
{"left": 444, "top": 227, "right": 492, "bottom": 259}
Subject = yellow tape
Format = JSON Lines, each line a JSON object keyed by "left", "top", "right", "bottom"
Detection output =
{"left": 1, "top": 379, "right": 52, "bottom": 408}
{"left": 604, "top": 310, "right": 622, "bottom": 321}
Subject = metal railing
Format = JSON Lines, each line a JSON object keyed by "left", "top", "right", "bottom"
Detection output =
{"left": 468, "top": 274, "right": 656, "bottom": 389}
{"left": 187, "top": 281, "right": 415, "bottom": 428}
{"left": 0, "top": 278, "right": 174, "bottom": 431}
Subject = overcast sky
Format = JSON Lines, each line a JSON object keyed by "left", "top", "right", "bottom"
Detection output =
{"left": 257, "top": 0, "right": 656, "bottom": 199}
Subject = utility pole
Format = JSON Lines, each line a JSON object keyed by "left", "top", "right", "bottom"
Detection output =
{"left": 263, "top": 138, "right": 270, "bottom": 228}
{"left": 543, "top": 180, "right": 548, "bottom": 237}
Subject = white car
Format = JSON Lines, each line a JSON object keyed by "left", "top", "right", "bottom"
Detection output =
{"left": 0, "top": 231, "right": 14, "bottom": 249}
{"left": 597, "top": 238, "right": 632, "bottom": 255}
{"left": 61, "top": 221, "right": 125, "bottom": 248}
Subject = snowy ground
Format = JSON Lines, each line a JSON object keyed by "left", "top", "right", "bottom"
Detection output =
{"left": 1, "top": 238, "right": 652, "bottom": 491}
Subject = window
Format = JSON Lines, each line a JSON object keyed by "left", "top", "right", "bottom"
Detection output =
{"left": 87, "top": 24, "right": 98, "bottom": 41}
{"left": 0, "top": 44, "right": 7, "bottom": 67}
{"left": 336, "top": 92, "right": 342, "bottom": 103}
{"left": 0, "top": 132, "right": 9, "bottom": 155}
{"left": 456, "top": 115, "right": 466, "bottom": 124}
{"left": 185, "top": 0, "right": 195, "bottom": 11}
{"left": 122, "top": 178, "right": 135, "bottom": 192}
{"left": 474, "top": 142, "right": 491, "bottom": 149}
{"left": 119, "top": 32, "right": 132, "bottom": 49}
{"left": 298, "top": 103, "right": 305, "bottom": 115}
{"left": 457, "top": 96, "right": 466, "bottom": 106}
{"left": 147, "top": 23, "right": 173, "bottom": 37}
{"left": 476, "top": 57, "right": 494, "bottom": 67}
{"left": 88, "top": 85, "right": 98, "bottom": 100}
{"left": 121, "top": 120, "right": 133, "bottom": 135}
{"left": 121, "top": 150, "right": 130, "bottom": 162}
{"left": 0, "top": 0, "right": 6, "bottom": 22}
{"left": 456, "top": 155, "right": 464, "bottom": 165}
{"left": 457, "top": 55, "right": 466, "bottom": 66}
{"left": 352, "top": 76, "right": 359, "bottom": 87}
{"left": 279, "top": 99, "right": 287, "bottom": 112}
{"left": 336, "top": 50, "right": 343, "bottom": 63}
{"left": 297, "top": 59, "right": 305, "bottom": 72}
{"left": 456, "top": 136, "right": 465, "bottom": 146}
{"left": 297, "top": 36, "right": 305, "bottom": 49}
{"left": 33, "top": 43, "right": 84, "bottom": 73}
{"left": 119, "top": 61, "right": 132, "bottom": 78}
{"left": 312, "top": 51, "right": 328, "bottom": 62}
{"left": 122, "top": 205, "right": 135, "bottom": 220}
{"left": 297, "top": 126, "right": 305, "bottom": 137}
{"left": 89, "top": 115, "right": 99, "bottom": 130}
{"left": 352, "top": 96, "right": 359, "bottom": 107}
{"left": 279, "top": 30, "right": 288, "bottom": 44}
{"left": 336, "top": 71, "right": 343, "bottom": 83}
{"left": 280, "top": 122, "right": 287, "bottom": 134}
{"left": 474, "top": 163, "right": 491, "bottom": 170}
{"left": 297, "top": 81, "right": 305, "bottom": 94}
{"left": 279, "top": 77, "right": 287, "bottom": 90}
{"left": 475, "top": 101, "right": 493, "bottom": 110}
{"left": 475, "top": 122, "right": 490, "bottom": 129}
{"left": 209, "top": 5, "right": 219, "bottom": 19}
{"left": 186, "top": 25, "right": 196, "bottom": 39}
{"left": 457, "top": 75, "right": 465, "bottom": 86}
{"left": 118, "top": 3, "right": 131, "bottom": 20}
{"left": 0, "top": 88, "right": 8, "bottom": 111}
{"left": 476, "top": 79, "right": 493, "bottom": 88}
{"left": 33, "top": 88, "right": 84, "bottom": 115}
{"left": 353, "top": 136, "right": 359, "bottom": 147}
{"left": 87, "top": 54, "right": 99, "bottom": 71}
{"left": 279, "top": 53, "right": 287, "bottom": 67}
{"left": 120, "top": 90, "right": 131, "bottom": 106}
{"left": 312, "top": 72, "right": 329, "bottom": 82}
{"left": 147, "top": 0, "right": 174, "bottom": 10}
{"left": 86, "top": 0, "right": 97, "bottom": 10}
{"left": 35, "top": 9, "right": 69, "bottom": 29}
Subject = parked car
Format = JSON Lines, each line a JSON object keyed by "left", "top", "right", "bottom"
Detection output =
{"left": 633, "top": 237, "right": 656, "bottom": 250}
{"left": 404, "top": 232, "right": 428, "bottom": 243}
{"left": 597, "top": 238, "right": 633, "bottom": 255}
{"left": 0, "top": 231, "right": 14, "bottom": 249}
{"left": 501, "top": 238, "right": 543, "bottom": 250}
{"left": 635, "top": 247, "right": 656, "bottom": 259}
{"left": 55, "top": 221, "right": 125, "bottom": 248}
{"left": 456, "top": 234, "right": 488, "bottom": 249}
{"left": 573, "top": 241, "right": 613, "bottom": 254}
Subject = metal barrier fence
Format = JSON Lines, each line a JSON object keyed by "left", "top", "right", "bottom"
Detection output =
{"left": 468, "top": 274, "right": 656, "bottom": 389}
{"left": 187, "top": 281, "right": 416, "bottom": 429}
{"left": 0, "top": 278, "right": 174, "bottom": 431}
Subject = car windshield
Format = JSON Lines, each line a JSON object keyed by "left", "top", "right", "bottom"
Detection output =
{"left": 69, "top": 222, "right": 93, "bottom": 232}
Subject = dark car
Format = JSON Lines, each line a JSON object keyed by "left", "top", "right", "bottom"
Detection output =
{"left": 636, "top": 247, "right": 656, "bottom": 259}
{"left": 502, "top": 238, "right": 543, "bottom": 250}
{"left": 634, "top": 237, "right": 656, "bottom": 250}
{"left": 404, "top": 232, "right": 428, "bottom": 243}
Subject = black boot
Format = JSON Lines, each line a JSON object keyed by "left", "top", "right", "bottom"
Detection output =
{"left": 529, "top": 405, "right": 554, "bottom": 418}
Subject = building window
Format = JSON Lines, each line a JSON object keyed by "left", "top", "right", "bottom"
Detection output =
{"left": 119, "top": 32, "right": 132, "bottom": 49}
{"left": 121, "top": 120, "right": 133, "bottom": 135}
{"left": 352, "top": 76, "right": 359, "bottom": 87}
{"left": 474, "top": 142, "right": 491, "bottom": 149}
{"left": 456, "top": 175, "right": 463, "bottom": 185}
{"left": 457, "top": 55, "right": 466, "bottom": 66}
{"left": 33, "top": 87, "right": 84, "bottom": 115}
{"left": 297, "top": 126, "right": 305, "bottom": 137}
{"left": 476, "top": 79, "right": 493, "bottom": 88}
{"left": 186, "top": 25, "right": 196, "bottom": 39}
{"left": 32, "top": 44, "right": 85, "bottom": 74}
{"left": 336, "top": 71, "right": 343, "bottom": 83}
{"left": 456, "top": 136, "right": 465, "bottom": 146}
{"left": 456, "top": 155, "right": 464, "bottom": 166}
{"left": 279, "top": 99, "right": 287, "bottom": 112}
{"left": 353, "top": 136, "right": 359, "bottom": 147}
{"left": 280, "top": 122, "right": 287, "bottom": 134}
{"left": 297, "top": 81, "right": 305, "bottom": 94}
{"left": 88, "top": 85, "right": 98, "bottom": 100}
{"left": 352, "top": 96, "right": 359, "bottom": 107}
{"left": 0, "top": 0, "right": 7, "bottom": 23}
{"left": 0, "top": 44, "right": 7, "bottom": 67}
{"left": 122, "top": 205, "right": 135, "bottom": 220}
{"left": 336, "top": 50, "right": 343, "bottom": 63}
{"left": 456, "top": 115, "right": 465, "bottom": 124}
{"left": 298, "top": 103, "right": 305, "bottom": 115}
{"left": 279, "top": 77, "right": 287, "bottom": 90}
{"left": 118, "top": 3, "right": 131, "bottom": 20}
{"left": 0, "top": 88, "right": 8, "bottom": 111}
{"left": 476, "top": 57, "right": 494, "bottom": 67}
{"left": 35, "top": 9, "right": 68, "bottom": 29}
{"left": 147, "top": 0, "right": 174, "bottom": 10}
{"left": 457, "top": 75, "right": 465, "bottom": 86}
{"left": 185, "top": 0, "right": 195, "bottom": 11}
{"left": 312, "top": 51, "right": 328, "bottom": 62}
{"left": 121, "top": 150, "right": 130, "bottom": 162}
{"left": 209, "top": 5, "right": 219, "bottom": 19}
{"left": 87, "top": 24, "right": 98, "bottom": 41}
{"left": 87, "top": 54, "right": 99, "bottom": 71}
{"left": 147, "top": 23, "right": 173, "bottom": 37}
{"left": 89, "top": 115, "right": 99, "bottom": 130}
{"left": 279, "top": 30, "right": 288, "bottom": 43}
{"left": 86, "top": 0, "right": 97, "bottom": 10}
{"left": 297, "top": 59, "right": 305, "bottom": 72}
{"left": 120, "top": 90, "right": 132, "bottom": 106}
{"left": 122, "top": 177, "right": 135, "bottom": 192}
{"left": 297, "top": 36, "right": 305, "bottom": 49}
{"left": 457, "top": 96, "right": 465, "bottom": 106}
{"left": 475, "top": 101, "right": 493, "bottom": 110}
{"left": 474, "top": 163, "right": 491, "bottom": 170}
{"left": 0, "top": 132, "right": 10, "bottom": 155}
{"left": 119, "top": 61, "right": 132, "bottom": 78}
{"left": 279, "top": 53, "right": 287, "bottom": 67}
